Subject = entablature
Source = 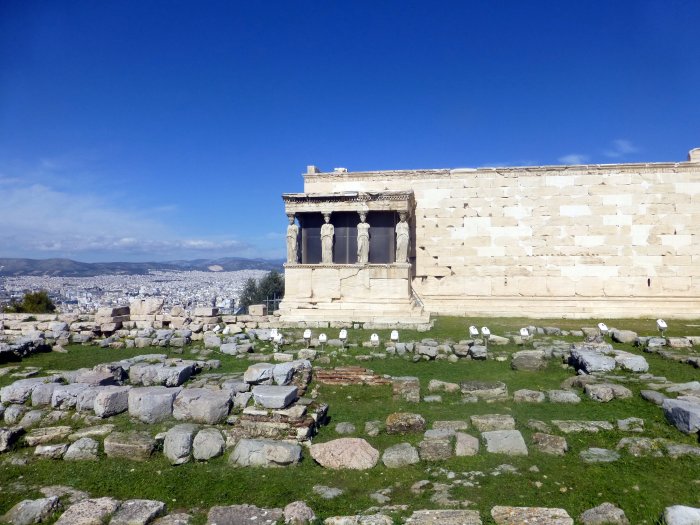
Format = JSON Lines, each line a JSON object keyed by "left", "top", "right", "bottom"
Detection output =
{"left": 282, "top": 190, "right": 415, "bottom": 215}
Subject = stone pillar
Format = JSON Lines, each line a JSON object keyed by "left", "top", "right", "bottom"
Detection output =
{"left": 395, "top": 212, "right": 409, "bottom": 263}
{"left": 286, "top": 214, "right": 299, "bottom": 264}
{"left": 357, "top": 212, "right": 370, "bottom": 264}
{"left": 321, "top": 213, "right": 334, "bottom": 264}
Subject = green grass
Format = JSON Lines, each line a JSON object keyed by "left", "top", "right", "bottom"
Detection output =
{"left": 1, "top": 316, "right": 699, "bottom": 523}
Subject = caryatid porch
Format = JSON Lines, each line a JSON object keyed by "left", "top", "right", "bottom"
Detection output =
{"left": 277, "top": 190, "right": 431, "bottom": 327}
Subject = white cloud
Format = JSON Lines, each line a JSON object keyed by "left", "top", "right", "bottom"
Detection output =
{"left": 0, "top": 179, "right": 252, "bottom": 260}
{"left": 603, "top": 139, "right": 639, "bottom": 158}
{"left": 558, "top": 154, "right": 589, "bottom": 165}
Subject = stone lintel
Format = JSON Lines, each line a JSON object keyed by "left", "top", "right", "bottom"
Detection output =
{"left": 282, "top": 191, "right": 414, "bottom": 215}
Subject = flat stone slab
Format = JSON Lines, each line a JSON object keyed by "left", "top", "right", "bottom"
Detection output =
{"left": 128, "top": 386, "right": 181, "bottom": 424}
{"left": 230, "top": 438, "right": 301, "bottom": 467}
{"left": 108, "top": 499, "right": 165, "bottom": 525}
{"left": 460, "top": 381, "right": 508, "bottom": 400}
{"left": 580, "top": 447, "right": 620, "bottom": 463}
{"left": 64, "top": 437, "right": 99, "bottom": 461}
{"left": 663, "top": 398, "right": 700, "bottom": 434}
{"left": 547, "top": 390, "right": 581, "bottom": 403}
{"left": 252, "top": 385, "right": 298, "bottom": 409}
{"left": 172, "top": 388, "right": 231, "bottom": 424}
{"left": 471, "top": 414, "right": 515, "bottom": 432}
{"left": 104, "top": 431, "right": 155, "bottom": 461}
{"left": 570, "top": 349, "right": 616, "bottom": 373}
{"left": 491, "top": 506, "right": 573, "bottom": 525}
{"left": 385, "top": 412, "right": 427, "bottom": 434}
{"left": 207, "top": 504, "right": 283, "bottom": 525}
{"left": 55, "top": 497, "right": 120, "bottom": 525}
{"left": 552, "top": 420, "right": 614, "bottom": 433}
{"left": 94, "top": 386, "right": 131, "bottom": 418}
{"left": 405, "top": 509, "right": 482, "bottom": 524}
{"left": 482, "top": 430, "right": 528, "bottom": 455}
{"left": 310, "top": 438, "right": 379, "bottom": 469}
{"left": 664, "top": 505, "right": 700, "bottom": 525}
{"left": 2, "top": 496, "right": 60, "bottom": 525}
{"left": 382, "top": 442, "right": 419, "bottom": 468}
{"left": 243, "top": 363, "right": 275, "bottom": 384}
{"left": 25, "top": 426, "right": 72, "bottom": 447}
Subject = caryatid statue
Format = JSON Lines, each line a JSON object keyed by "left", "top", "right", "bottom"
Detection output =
{"left": 320, "top": 213, "right": 334, "bottom": 264}
{"left": 357, "top": 212, "right": 370, "bottom": 264}
{"left": 395, "top": 212, "right": 409, "bottom": 263}
{"left": 286, "top": 214, "right": 299, "bottom": 263}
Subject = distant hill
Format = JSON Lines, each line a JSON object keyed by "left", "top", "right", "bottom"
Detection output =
{"left": 0, "top": 257, "right": 284, "bottom": 277}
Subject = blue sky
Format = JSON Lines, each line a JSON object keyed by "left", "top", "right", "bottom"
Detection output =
{"left": 1, "top": 1, "right": 698, "bottom": 262}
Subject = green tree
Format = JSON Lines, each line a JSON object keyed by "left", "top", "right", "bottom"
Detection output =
{"left": 238, "top": 271, "right": 284, "bottom": 311}
{"left": 3, "top": 290, "right": 56, "bottom": 313}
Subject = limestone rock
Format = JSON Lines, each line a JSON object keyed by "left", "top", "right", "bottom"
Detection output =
{"left": 243, "top": 363, "right": 275, "bottom": 384}
{"left": 322, "top": 514, "right": 392, "bottom": 525}
{"left": 663, "top": 398, "right": 700, "bottom": 434}
{"left": 569, "top": 349, "right": 616, "bottom": 374}
{"left": 163, "top": 424, "right": 198, "bottom": 465}
{"left": 491, "top": 506, "right": 573, "bottom": 525}
{"left": 1, "top": 377, "right": 60, "bottom": 405}
{"left": 55, "top": 497, "right": 120, "bottom": 525}
{"left": 614, "top": 353, "right": 648, "bottom": 373}
{"left": 2, "top": 496, "right": 59, "bottom": 525}
{"left": 104, "top": 431, "right": 155, "bottom": 461}
{"left": 385, "top": 412, "right": 426, "bottom": 434}
{"left": 531, "top": 433, "right": 568, "bottom": 456}
{"left": 514, "top": 389, "right": 545, "bottom": 403}
{"left": 110, "top": 499, "right": 166, "bottom": 525}
{"left": 427, "top": 379, "right": 460, "bottom": 393}
{"left": 230, "top": 438, "right": 302, "bottom": 467}
{"left": 547, "top": 390, "right": 581, "bottom": 403}
{"left": 611, "top": 330, "right": 637, "bottom": 344}
{"left": 459, "top": 381, "right": 508, "bottom": 401}
{"left": 64, "top": 437, "right": 99, "bottom": 461}
{"left": 578, "top": 502, "right": 629, "bottom": 524}
{"left": 455, "top": 432, "right": 479, "bottom": 456}
{"left": 511, "top": 350, "right": 547, "bottom": 371}
{"left": 17, "top": 410, "right": 46, "bottom": 429}
{"left": 663, "top": 505, "right": 700, "bottom": 525}
{"left": 405, "top": 509, "right": 482, "bottom": 524}
{"left": 51, "top": 383, "right": 90, "bottom": 409}
{"left": 580, "top": 447, "right": 620, "bottom": 463}
{"left": 470, "top": 414, "right": 515, "bottom": 432}
{"left": 418, "top": 430, "right": 453, "bottom": 461}
{"left": 310, "top": 438, "right": 379, "bottom": 469}
{"left": 381, "top": 442, "right": 419, "bottom": 468}
{"left": 283, "top": 501, "right": 316, "bottom": 524}
{"left": 35, "top": 443, "right": 68, "bottom": 459}
{"left": 391, "top": 376, "right": 421, "bottom": 402}
{"left": 24, "top": 426, "right": 72, "bottom": 446}
{"left": 252, "top": 385, "right": 298, "bottom": 409}
{"left": 552, "top": 420, "right": 614, "bottom": 433}
{"left": 641, "top": 390, "right": 667, "bottom": 406}
{"left": 584, "top": 383, "right": 632, "bottom": 402}
{"left": 482, "top": 430, "right": 528, "bottom": 456}
{"left": 128, "top": 387, "right": 181, "bottom": 424}
{"left": 173, "top": 388, "right": 231, "bottom": 424}
{"left": 94, "top": 386, "right": 131, "bottom": 418}
{"left": 192, "top": 427, "right": 225, "bottom": 461}
{"left": 0, "top": 427, "right": 24, "bottom": 452}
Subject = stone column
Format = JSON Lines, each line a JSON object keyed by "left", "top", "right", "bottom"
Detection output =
{"left": 320, "top": 213, "right": 334, "bottom": 264}
{"left": 395, "top": 212, "right": 409, "bottom": 263}
{"left": 357, "top": 212, "right": 370, "bottom": 264}
{"left": 286, "top": 214, "right": 299, "bottom": 264}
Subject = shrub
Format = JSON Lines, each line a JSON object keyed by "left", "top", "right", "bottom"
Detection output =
{"left": 3, "top": 290, "right": 56, "bottom": 313}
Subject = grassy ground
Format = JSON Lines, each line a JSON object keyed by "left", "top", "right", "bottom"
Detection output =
{"left": 1, "top": 316, "right": 699, "bottom": 524}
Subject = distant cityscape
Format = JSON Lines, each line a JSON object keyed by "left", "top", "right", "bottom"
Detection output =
{"left": 0, "top": 269, "right": 270, "bottom": 313}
